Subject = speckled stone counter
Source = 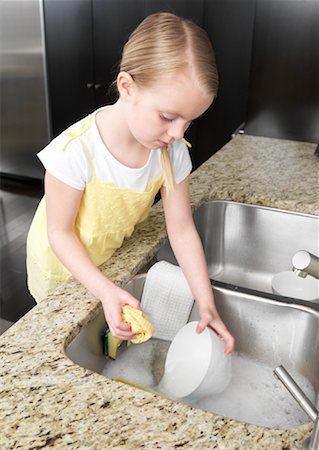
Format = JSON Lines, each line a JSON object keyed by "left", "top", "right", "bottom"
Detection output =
{"left": 1, "top": 135, "right": 318, "bottom": 449}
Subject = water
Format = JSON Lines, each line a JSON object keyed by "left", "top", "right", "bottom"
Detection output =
{"left": 185, "top": 354, "right": 315, "bottom": 429}
{"left": 102, "top": 339, "right": 170, "bottom": 388}
{"left": 102, "top": 342, "right": 315, "bottom": 429}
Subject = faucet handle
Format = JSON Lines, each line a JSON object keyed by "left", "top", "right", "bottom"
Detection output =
{"left": 292, "top": 250, "right": 319, "bottom": 280}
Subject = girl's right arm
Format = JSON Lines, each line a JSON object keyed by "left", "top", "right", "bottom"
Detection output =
{"left": 44, "top": 172, "right": 140, "bottom": 339}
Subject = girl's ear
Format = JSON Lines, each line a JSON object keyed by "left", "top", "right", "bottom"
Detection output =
{"left": 117, "top": 71, "right": 136, "bottom": 99}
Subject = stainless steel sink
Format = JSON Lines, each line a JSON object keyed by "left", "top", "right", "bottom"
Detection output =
{"left": 66, "top": 274, "right": 319, "bottom": 429}
{"left": 157, "top": 201, "right": 319, "bottom": 303}
{"left": 66, "top": 201, "right": 319, "bottom": 429}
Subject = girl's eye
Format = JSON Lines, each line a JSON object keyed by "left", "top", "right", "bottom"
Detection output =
{"left": 160, "top": 114, "right": 174, "bottom": 122}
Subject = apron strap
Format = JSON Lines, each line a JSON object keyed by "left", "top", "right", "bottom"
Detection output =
{"left": 61, "top": 115, "right": 96, "bottom": 179}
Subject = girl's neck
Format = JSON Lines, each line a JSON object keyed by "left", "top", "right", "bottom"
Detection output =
{"left": 95, "top": 101, "right": 151, "bottom": 169}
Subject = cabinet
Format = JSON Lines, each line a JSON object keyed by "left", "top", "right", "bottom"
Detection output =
{"left": 43, "top": 0, "right": 253, "bottom": 168}
{"left": 92, "top": 0, "right": 145, "bottom": 109}
{"left": 197, "top": 0, "right": 255, "bottom": 166}
{"left": 245, "top": 0, "right": 319, "bottom": 143}
{"left": 43, "top": 0, "right": 95, "bottom": 136}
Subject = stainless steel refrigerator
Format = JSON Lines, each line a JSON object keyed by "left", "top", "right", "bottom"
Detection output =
{"left": 0, "top": 0, "right": 51, "bottom": 180}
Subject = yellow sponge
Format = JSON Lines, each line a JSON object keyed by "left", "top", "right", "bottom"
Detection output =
{"left": 122, "top": 305, "right": 155, "bottom": 344}
{"left": 107, "top": 333, "right": 123, "bottom": 360}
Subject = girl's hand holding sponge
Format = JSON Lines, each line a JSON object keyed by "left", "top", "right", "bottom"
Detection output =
{"left": 106, "top": 304, "right": 155, "bottom": 359}
{"left": 122, "top": 305, "right": 155, "bottom": 343}
{"left": 100, "top": 281, "right": 154, "bottom": 345}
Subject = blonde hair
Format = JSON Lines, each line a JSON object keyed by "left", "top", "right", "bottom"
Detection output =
{"left": 119, "top": 12, "right": 219, "bottom": 192}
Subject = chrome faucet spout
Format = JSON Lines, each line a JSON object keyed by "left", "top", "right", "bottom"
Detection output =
{"left": 292, "top": 250, "right": 319, "bottom": 280}
{"left": 274, "top": 365, "right": 318, "bottom": 450}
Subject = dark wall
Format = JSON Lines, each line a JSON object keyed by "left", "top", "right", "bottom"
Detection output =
{"left": 245, "top": 0, "right": 319, "bottom": 143}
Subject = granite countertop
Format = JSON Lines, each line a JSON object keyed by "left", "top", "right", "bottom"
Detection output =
{"left": 1, "top": 134, "right": 318, "bottom": 449}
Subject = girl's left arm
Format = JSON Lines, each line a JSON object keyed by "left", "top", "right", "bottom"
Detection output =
{"left": 161, "top": 177, "right": 235, "bottom": 354}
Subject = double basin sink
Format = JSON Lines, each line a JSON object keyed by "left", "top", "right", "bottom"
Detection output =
{"left": 66, "top": 201, "right": 319, "bottom": 429}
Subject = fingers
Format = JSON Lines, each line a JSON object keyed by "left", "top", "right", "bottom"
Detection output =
{"left": 123, "top": 293, "right": 142, "bottom": 310}
{"left": 102, "top": 290, "right": 142, "bottom": 340}
{"left": 196, "top": 317, "right": 235, "bottom": 355}
{"left": 219, "top": 329, "right": 235, "bottom": 355}
{"left": 109, "top": 320, "right": 136, "bottom": 340}
{"left": 196, "top": 319, "right": 207, "bottom": 334}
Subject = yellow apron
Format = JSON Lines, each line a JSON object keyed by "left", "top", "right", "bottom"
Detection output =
{"left": 26, "top": 117, "right": 163, "bottom": 302}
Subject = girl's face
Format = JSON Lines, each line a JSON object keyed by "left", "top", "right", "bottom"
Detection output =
{"left": 122, "top": 72, "right": 213, "bottom": 150}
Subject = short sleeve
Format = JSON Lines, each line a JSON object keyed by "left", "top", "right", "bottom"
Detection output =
{"left": 37, "top": 133, "right": 90, "bottom": 190}
{"left": 170, "top": 140, "right": 193, "bottom": 184}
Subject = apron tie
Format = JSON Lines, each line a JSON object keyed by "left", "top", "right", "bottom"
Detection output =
{"left": 61, "top": 115, "right": 93, "bottom": 151}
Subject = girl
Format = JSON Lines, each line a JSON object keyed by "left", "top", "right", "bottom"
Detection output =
{"left": 27, "top": 12, "right": 234, "bottom": 354}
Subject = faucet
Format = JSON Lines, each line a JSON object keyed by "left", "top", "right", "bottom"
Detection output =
{"left": 274, "top": 365, "right": 319, "bottom": 450}
{"left": 292, "top": 250, "right": 319, "bottom": 280}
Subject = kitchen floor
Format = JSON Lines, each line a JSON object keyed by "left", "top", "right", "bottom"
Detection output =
{"left": 0, "top": 176, "right": 43, "bottom": 334}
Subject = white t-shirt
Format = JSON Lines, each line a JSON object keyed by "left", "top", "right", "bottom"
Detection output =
{"left": 38, "top": 107, "right": 192, "bottom": 192}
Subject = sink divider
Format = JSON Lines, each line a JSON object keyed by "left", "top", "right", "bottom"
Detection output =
{"left": 209, "top": 279, "right": 319, "bottom": 313}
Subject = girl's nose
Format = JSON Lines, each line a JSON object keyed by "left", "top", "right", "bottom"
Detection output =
{"left": 168, "top": 122, "right": 185, "bottom": 142}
